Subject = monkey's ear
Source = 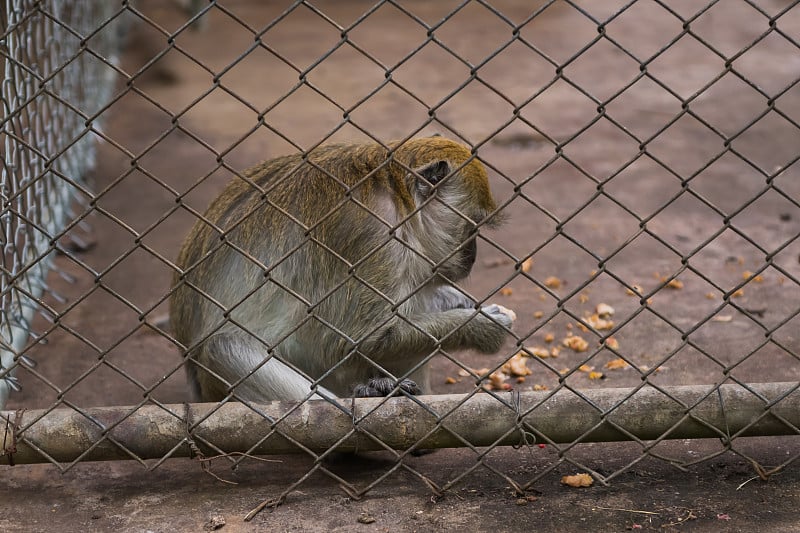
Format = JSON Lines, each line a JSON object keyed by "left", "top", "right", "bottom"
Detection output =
{"left": 414, "top": 160, "right": 450, "bottom": 196}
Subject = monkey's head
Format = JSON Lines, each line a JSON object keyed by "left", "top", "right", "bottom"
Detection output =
{"left": 390, "top": 137, "right": 505, "bottom": 283}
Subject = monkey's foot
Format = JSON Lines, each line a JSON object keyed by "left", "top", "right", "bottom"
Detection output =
{"left": 353, "top": 377, "right": 421, "bottom": 398}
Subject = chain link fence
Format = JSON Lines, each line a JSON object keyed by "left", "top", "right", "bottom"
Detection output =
{"left": 0, "top": 0, "right": 127, "bottom": 408}
{"left": 2, "top": 0, "right": 800, "bottom": 519}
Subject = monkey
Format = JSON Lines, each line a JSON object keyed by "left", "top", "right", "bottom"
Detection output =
{"left": 169, "top": 136, "right": 516, "bottom": 403}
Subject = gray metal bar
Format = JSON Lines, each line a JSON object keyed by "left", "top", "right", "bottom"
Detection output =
{"left": 2, "top": 382, "right": 798, "bottom": 465}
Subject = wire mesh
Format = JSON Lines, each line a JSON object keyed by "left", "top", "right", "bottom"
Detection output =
{"left": 0, "top": 0, "right": 127, "bottom": 408}
{"left": 2, "top": 0, "right": 800, "bottom": 517}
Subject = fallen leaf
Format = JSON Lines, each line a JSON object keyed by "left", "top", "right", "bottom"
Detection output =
{"left": 357, "top": 512, "right": 376, "bottom": 524}
{"left": 561, "top": 473, "right": 593, "bottom": 488}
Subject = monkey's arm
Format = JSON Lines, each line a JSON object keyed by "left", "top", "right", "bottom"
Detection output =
{"left": 362, "top": 304, "right": 514, "bottom": 356}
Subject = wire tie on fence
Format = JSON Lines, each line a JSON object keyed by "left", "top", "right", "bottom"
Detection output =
{"left": 509, "top": 391, "right": 536, "bottom": 449}
{"left": 716, "top": 387, "right": 732, "bottom": 449}
{"left": 349, "top": 395, "right": 361, "bottom": 455}
{"left": 183, "top": 402, "right": 203, "bottom": 460}
{"left": 183, "top": 402, "right": 238, "bottom": 485}
{"left": 2, "top": 409, "right": 25, "bottom": 466}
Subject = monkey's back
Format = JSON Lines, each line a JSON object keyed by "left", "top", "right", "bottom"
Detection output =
{"left": 169, "top": 137, "right": 500, "bottom": 397}
{"left": 170, "top": 142, "right": 418, "bottom": 360}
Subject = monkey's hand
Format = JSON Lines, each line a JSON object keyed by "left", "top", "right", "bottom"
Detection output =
{"left": 480, "top": 304, "right": 516, "bottom": 329}
{"left": 353, "top": 377, "right": 421, "bottom": 398}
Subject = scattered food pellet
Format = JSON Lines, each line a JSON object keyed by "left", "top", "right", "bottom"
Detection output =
{"left": 483, "top": 370, "right": 511, "bottom": 391}
{"left": 445, "top": 376, "right": 457, "bottom": 384}
{"left": 578, "top": 293, "right": 590, "bottom": 303}
{"left": 521, "top": 257, "right": 533, "bottom": 273}
{"left": 502, "top": 353, "right": 532, "bottom": 376}
{"left": 544, "top": 333, "right": 555, "bottom": 343}
{"left": 705, "top": 292, "right": 715, "bottom": 299}
{"left": 545, "top": 276, "right": 562, "bottom": 289}
{"left": 586, "top": 313, "right": 614, "bottom": 331}
{"left": 533, "top": 384, "right": 549, "bottom": 391}
{"left": 625, "top": 285, "right": 643, "bottom": 296}
{"left": 516, "top": 376, "right": 526, "bottom": 384}
{"left": 566, "top": 323, "right": 573, "bottom": 330}
{"left": 533, "top": 310, "right": 544, "bottom": 319}
{"left": 500, "top": 287, "right": 513, "bottom": 296}
{"left": 732, "top": 288, "right": 744, "bottom": 298}
{"left": 665, "top": 278, "right": 683, "bottom": 289}
{"left": 578, "top": 364, "right": 594, "bottom": 373}
{"left": 562, "top": 335, "right": 589, "bottom": 352}
{"left": 561, "top": 473, "right": 594, "bottom": 488}
{"left": 604, "top": 337, "right": 619, "bottom": 350}
{"left": 596, "top": 303, "right": 614, "bottom": 317}
{"left": 550, "top": 347, "right": 561, "bottom": 357}
{"left": 743, "top": 270, "right": 764, "bottom": 283}
{"left": 484, "top": 257, "right": 512, "bottom": 268}
{"left": 530, "top": 346, "right": 551, "bottom": 358}
{"left": 588, "top": 371, "right": 604, "bottom": 380}
{"left": 605, "top": 358, "right": 628, "bottom": 370}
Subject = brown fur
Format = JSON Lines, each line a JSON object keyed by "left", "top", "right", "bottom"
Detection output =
{"left": 170, "top": 137, "right": 512, "bottom": 402}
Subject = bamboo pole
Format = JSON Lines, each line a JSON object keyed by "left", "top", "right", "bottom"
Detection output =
{"left": 2, "top": 382, "right": 798, "bottom": 465}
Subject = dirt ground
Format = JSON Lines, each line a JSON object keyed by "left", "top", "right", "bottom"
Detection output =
{"left": 3, "top": 0, "right": 800, "bottom": 531}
